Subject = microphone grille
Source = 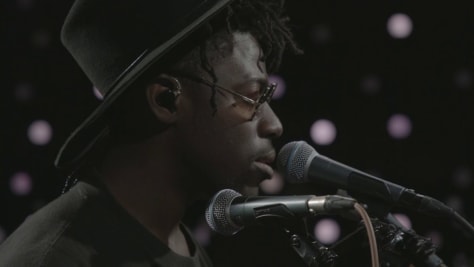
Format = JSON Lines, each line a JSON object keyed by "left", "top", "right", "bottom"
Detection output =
{"left": 205, "top": 189, "right": 242, "bottom": 236}
{"left": 277, "top": 141, "right": 317, "bottom": 183}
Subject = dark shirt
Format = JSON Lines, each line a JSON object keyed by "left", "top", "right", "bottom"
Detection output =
{"left": 0, "top": 181, "right": 212, "bottom": 267}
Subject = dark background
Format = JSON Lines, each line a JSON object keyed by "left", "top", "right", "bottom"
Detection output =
{"left": 2, "top": 0, "right": 473, "bottom": 266}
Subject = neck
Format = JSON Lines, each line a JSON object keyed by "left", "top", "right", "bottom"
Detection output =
{"left": 99, "top": 134, "right": 192, "bottom": 256}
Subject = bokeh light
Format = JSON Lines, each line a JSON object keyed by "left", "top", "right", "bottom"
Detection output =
{"left": 445, "top": 195, "right": 463, "bottom": 213}
{"left": 309, "top": 24, "right": 331, "bottom": 45}
{"left": 269, "top": 74, "right": 286, "bottom": 100}
{"left": 425, "top": 230, "right": 443, "bottom": 248}
{"left": 387, "top": 13, "right": 413, "bottom": 39}
{"left": 17, "top": 0, "right": 34, "bottom": 9}
{"left": 310, "top": 119, "right": 337, "bottom": 145}
{"left": 392, "top": 213, "right": 412, "bottom": 229}
{"left": 27, "top": 120, "right": 53, "bottom": 145}
{"left": 0, "top": 226, "right": 5, "bottom": 244}
{"left": 387, "top": 114, "right": 412, "bottom": 139}
{"left": 360, "top": 74, "right": 381, "bottom": 95}
{"left": 314, "top": 218, "right": 341, "bottom": 245}
{"left": 10, "top": 172, "right": 33, "bottom": 196}
{"left": 192, "top": 219, "right": 212, "bottom": 247}
{"left": 15, "top": 82, "right": 34, "bottom": 102}
{"left": 93, "top": 86, "right": 104, "bottom": 100}
{"left": 260, "top": 172, "right": 285, "bottom": 195}
{"left": 452, "top": 166, "right": 472, "bottom": 189}
{"left": 31, "top": 29, "right": 51, "bottom": 47}
{"left": 453, "top": 69, "right": 473, "bottom": 90}
{"left": 452, "top": 253, "right": 469, "bottom": 267}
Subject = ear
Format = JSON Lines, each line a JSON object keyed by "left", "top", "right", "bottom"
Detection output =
{"left": 146, "top": 74, "right": 182, "bottom": 124}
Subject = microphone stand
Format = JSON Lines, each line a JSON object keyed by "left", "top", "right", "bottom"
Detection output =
{"left": 285, "top": 228, "right": 338, "bottom": 267}
{"left": 260, "top": 217, "right": 338, "bottom": 267}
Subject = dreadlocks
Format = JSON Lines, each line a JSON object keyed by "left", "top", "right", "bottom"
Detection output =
{"left": 172, "top": 0, "right": 302, "bottom": 114}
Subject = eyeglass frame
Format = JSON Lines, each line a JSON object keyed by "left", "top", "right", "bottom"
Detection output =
{"left": 166, "top": 71, "right": 277, "bottom": 120}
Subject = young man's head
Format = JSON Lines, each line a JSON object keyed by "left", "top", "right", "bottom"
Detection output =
{"left": 59, "top": 0, "right": 300, "bottom": 198}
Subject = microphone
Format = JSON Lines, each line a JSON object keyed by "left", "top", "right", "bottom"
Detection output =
{"left": 277, "top": 141, "right": 454, "bottom": 218}
{"left": 205, "top": 189, "right": 356, "bottom": 235}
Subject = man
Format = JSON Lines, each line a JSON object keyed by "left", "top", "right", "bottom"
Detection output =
{"left": 0, "top": 0, "right": 300, "bottom": 266}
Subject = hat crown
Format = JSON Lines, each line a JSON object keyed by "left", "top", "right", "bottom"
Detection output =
{"left": 61, "top": 0, "right": 214, "bottom": 95}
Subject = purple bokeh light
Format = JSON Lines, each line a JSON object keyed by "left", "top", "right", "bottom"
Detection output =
{"left": 260, "top": 172, "right": 285, "bottom": 195}
{"left": 310, "top": 119, "right": 337, "bottom": 145}
{"left": 392, "top": 213, "right": 412, "bottom": 229}
{"left": 268, "top": 74, "right": 286, "bottom": 100}
{"left": 10, "top": 172, "right": 33, "bottom": 196}
{"left": 387, "top": 114, "right": 412, "bottom": 139}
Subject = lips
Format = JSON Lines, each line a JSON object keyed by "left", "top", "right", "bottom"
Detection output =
{"left": 254, "top": 150, "right": 276, "bottom": 180}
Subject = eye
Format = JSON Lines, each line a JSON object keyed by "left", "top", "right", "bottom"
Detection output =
{"left": 238, "top": 82, "right": 266, "bottom": 101}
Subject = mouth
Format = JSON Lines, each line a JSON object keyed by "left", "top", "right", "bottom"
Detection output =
{"left": 253, "top": 150, "right": 276, "bottom": 181}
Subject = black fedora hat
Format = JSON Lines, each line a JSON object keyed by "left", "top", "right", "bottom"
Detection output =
{"left": 55, "top": 0, "right": 235, "bottom": 171}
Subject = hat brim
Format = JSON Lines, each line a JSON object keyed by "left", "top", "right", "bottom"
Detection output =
{"left": 55, "top": 0, "right": 234, "bottom": 171}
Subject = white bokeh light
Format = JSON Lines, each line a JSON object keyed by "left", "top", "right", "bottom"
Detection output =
{"left": 387, "top": 114, "right": 412, "bottom": 139}
{"left": 10, "top": 172, "right": 33, "bottom": 196}
{"left": 387, "top": 13, "right": 413, "bottom": 39}
{"left": 314, "top": 218, "right": 341, "bottom": 245}
{"left": 268, "top": 74, "right": 286, "bottom": 100}
{"left": 392, "top": 213, "right": 412, "bottom": 229}
{"left": 28, "top": 120, "right": 53, "bottom": 145}
{"left": 93, "top": 86, "right": 104, "bottom": 100}
{"left": 260, "top": 172, "right": 285, "bottom": 195}
{"left": 310, "top": 119, "right": 337, "bottom": 145}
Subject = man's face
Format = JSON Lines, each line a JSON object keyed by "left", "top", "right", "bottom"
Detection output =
{"left": 175, "top": 32, "right": 283, "bottom": 197}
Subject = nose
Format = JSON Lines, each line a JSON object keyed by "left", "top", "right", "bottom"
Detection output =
{"left": 257, "top": 103, "right": 283, "bottom": 139}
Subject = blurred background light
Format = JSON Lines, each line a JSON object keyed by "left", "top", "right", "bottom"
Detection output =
{"left": 392, "top": 213, "right": 412, "bottom": 229}
{"left": 192, "top": 219, "right": 212, "bottom": 247}
{"left": 445, "top": 195, "right": 464, "bottom": 213}
{"left": 452, "top": 166, "right": 472, "bottom": 189}
{"left": 27, "top": 120, "right": 53, "bottom": 146}
{"left": 452, "top": 253, "right": 469, "bottom": 267}
{"left": 9, "top": 172, "right": 33, "bottom": 196}
{"left": 0, "top": 226, "right": 5, "bottom": 244}
{"left": 93, "top": 86, "right": 104, "bottom": 100}
{"left": 310, "top": 119, "right": 337, "bottom": 145}
{"left": 31, "top": 29, "right": 51, "bottom": 47}
{"left": 314, "top": 218, "right": 341, "bottom": 245}
{"left": 309, "top": 24, "right": 331, "bottom": 45}
{"left": 387, "top": 13, "right": 413, "bottom": 39}
{"left": 425, "top": 230, "right": 443, "bottom": 248}
{"left": 269, "top": 74, "right": 287, "bottom": 100}
{"left": 360, "top": 74, "right": 381, "bottom": 95}
{"left": 260, "top": 172, "right": 285, "bottom": 195}
{"left": 17, "top": 0, "right": 34, "bottom": 9}
{"left": 387, "top": 114, "right": 412, "bottom": 139}
{"left": 453, "top": 69, "right": 473, "bottom": 90}
{"left": 15, "top": 83, "right": 34, "bottom": 102}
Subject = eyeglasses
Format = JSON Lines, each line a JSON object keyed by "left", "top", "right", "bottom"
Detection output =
{"left": 168, "top": 71, "right": 277, "bottom": 120}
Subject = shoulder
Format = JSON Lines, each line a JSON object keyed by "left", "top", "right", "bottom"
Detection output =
{"left": 0, "top": 182, "right": 103, "bottom": 267}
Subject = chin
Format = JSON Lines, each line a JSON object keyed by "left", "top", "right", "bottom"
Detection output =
{"left": 240, "top": 185, "right": 260, "bottom": 196}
